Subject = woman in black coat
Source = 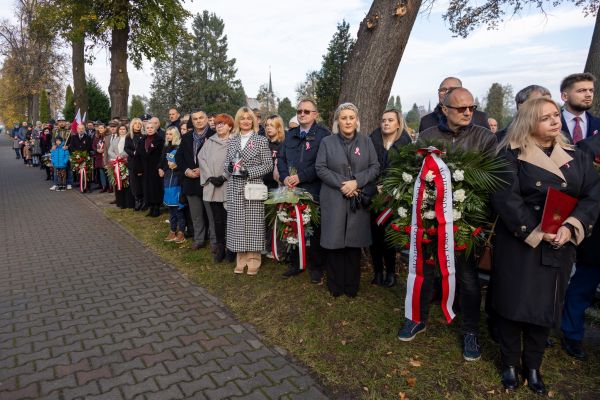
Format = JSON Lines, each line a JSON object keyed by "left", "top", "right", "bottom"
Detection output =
{"left": 491, "top": 98, "right": 600, "bottom": 395}
{"left": 125, "top": 118, "right": 145, "bottom": 211}
{"left": 369, "top": 108, "right": 412, "bottom": 287}
{"left": 137, "top": 122, "right": 165, "bottom": 217}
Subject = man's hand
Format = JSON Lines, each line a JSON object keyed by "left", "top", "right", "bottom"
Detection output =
{"left": 284, "top": 174, "right": 300, "bottom": 188}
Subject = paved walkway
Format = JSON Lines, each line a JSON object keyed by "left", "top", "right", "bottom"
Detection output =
{"left": 0, "top": 136, "right": 327, "bottom": 400}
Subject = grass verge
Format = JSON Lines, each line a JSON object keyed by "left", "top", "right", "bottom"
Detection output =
{"left": 106, "top": 207, "right": 600, "bottom": 400}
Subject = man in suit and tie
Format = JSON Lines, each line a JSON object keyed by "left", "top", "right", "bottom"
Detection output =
{"left": 560, "top": 73, "right": 600, "bottom": 144}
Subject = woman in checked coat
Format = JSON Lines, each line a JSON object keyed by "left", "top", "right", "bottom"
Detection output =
{"left": 224, "top": 107, "right": 273, "bottom": 275}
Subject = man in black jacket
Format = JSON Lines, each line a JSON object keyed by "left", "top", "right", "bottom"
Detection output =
{"left": 419, "top": 77, "right": 491, "bottom": 132}
{"left": 166, "top": 107, "right": 181, "bottom": 130}
{"left": 68, "top": 123, "right": 94, "bottom": 192}
{"left": 277, "top": 99, "right": 331, "bottom": 283}
{"left": 175, "top": 110, "right": 214, "bottom": 250}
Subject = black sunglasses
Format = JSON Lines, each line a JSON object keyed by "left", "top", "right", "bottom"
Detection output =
{"left": 445, "top": 105, "right": 477, "bottom": 113}
{"left": 296, "top": 109, "right": 315, "bottom": 115}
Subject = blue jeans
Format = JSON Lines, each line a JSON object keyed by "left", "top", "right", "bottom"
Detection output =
{"left": 14, "top": 148, "right": 20, "bottom": 158}
{"left": 561, "top": 264, "right": 600, "bottom": 341}
{"left": 95, "top": 168, "right": 107, "bottom": 188}
{"left": 168, "top": 206, "right": 186, "bottom": 232}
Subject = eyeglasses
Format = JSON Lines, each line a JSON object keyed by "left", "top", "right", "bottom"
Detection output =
{"left": 445, "top": 105, "right": 477, "bottom": 113}
{"left": 296, "top": 109, "right": 316, "bottom": 115}
{"left": 438, "top": 86, "right": 459, "bottom": 94}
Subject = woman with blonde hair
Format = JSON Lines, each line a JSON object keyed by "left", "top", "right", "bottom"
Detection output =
{"left": 369, "top": 108, "right": 412, "bottom": 287}
{"left": 315, "top": 103, "right": 380, "bottom": 297}
{"left": 224, "top": 107, "right": 273, "bottom": 274}
{"left": 125, "top": 117, "right": 146, "bottom": 210}
{"left": 491, "top": 97, "right": 600, "bottom": 394}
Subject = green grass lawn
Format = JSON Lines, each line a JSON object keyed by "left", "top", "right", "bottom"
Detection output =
{"left": 106, "top": 208, "right": 600, "bottom": 399}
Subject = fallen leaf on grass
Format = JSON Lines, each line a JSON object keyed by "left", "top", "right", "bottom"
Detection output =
{"left": 393, "top": 308, "right": 401, "bottom": 313}
{"left": 341, "top": 320, "right": 350, "bottom": 326}
{"left": 486, "top": 390, "right": 495, "bottom": 394}
{"left": 400, "top": 369, "right": 410, "bottom": 376}
{"left": 408, "top": 358, "right": 422, "bottom": 367}
{"left": 327, "top": 302, "right": 333, "bottom": 307}
{"left": 548, "top": 391, "right": 556, "bottom": 398}
{"left": 406, "top": 376, "right": 417, "bottom": 387}
{"left": 299, "top": 338, "right": 304, "bottom": 344}
{"left": 386, "top": 351, "right": 393, "bottom": 355}
{"left": 398, "top": 391, "right": 407, "bottom": 400}
{"left": 363, "top": 386, "right": 369, "bottom": 392}
{"left": 341, "top": 340, "right": 347, "bottom": 345}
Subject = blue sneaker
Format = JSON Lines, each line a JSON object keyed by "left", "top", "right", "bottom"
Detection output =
{"left": 463, "top": 333, "right": 481, "bottom": 361}
{"left": 397, "top": 319, "right": 426, "bottom": 341}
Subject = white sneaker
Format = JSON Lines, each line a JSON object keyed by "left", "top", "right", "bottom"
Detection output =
{"left": 49, "top": 185, "right": 57, "bottom": 191}
{"left": 66, "top": 185, "right": 72, "bottom": 190}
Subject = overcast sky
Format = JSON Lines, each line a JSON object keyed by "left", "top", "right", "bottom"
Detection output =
{"left": 0, "top": 0, "right": 595, "bottom": 112}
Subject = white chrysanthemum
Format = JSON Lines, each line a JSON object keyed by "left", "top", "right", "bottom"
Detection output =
{"left": 287, "top": 237, "right": 299, "bottom": 245}
{"left": 453, "top": 189, "right": 466, "bottom": 202}
{"left": 452, "top": 170, "right": 465, "bottom": 181}
{"left": 392, "top": 188, "right": 402, "bottom": 200}
{"left": 397, "top": 207, "right": 408, "bottom": 218}
{"left": 453, "top": 209, "right": 462, "bottom": 221}
{"left": 422, "top": 191, "right": 429, "bottom": 200}
{"left": 425, "top": 171, "right": 436, "bottom": 182}
{"left": 402, "top": 172, "right": 413, "bottom": 183}
{"left": 424, "top": 210, "right": 436, "bottom": 220}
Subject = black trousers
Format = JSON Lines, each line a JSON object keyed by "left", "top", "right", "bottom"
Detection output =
{"left": 289, "top": 224, "right": 325, "bottom": 273}
{"left": 417, "top": 252, "right": 481, "bottom": 334}
{"left": 326, "top": 247, "right": 361, "bottom": 297}
{"left": 496, "top": 315, "right": 549, "bottom": 369}
{"left": 209, "top": 202, "right": 227, "bottom": 245}
{"left": 370, "top": 213, "right": 396, "bottom": 275}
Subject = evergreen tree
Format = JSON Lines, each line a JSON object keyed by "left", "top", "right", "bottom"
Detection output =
{"left": 405, "top": 103, "right": 420, "bottom": 131}
{"left": 315, "top": 20, "right": 355, "bottom": 125}
{"left": 63, "top": 85, "right": 75, "bottom": 120}
{"left": 149, "top": 11, "right": 246, "bottom": 117}
{"left": 395, "top": 95, "right": 402, "bottom": 112}
{"left": 129, "top": 95, "right": 146, "bottom": 119}
{"left": 386, "top": 96, "right": 394, "bottom": 109}
{"left": 86, "top": 77, "right": 111, "bottom": 122}
{"left": 278, "top": 97, "right": 296, "bottom": 126}
{"left": 485, "top": 83, "right": 507, "bottom": 128}
{"left": 39, "top": 89, "right": 51, "bottom": 123}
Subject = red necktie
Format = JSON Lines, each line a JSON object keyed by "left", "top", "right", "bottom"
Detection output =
{"left": 573, "top": 117, "right": 583, "bottom": 144}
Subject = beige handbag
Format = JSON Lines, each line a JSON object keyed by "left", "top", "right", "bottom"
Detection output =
{"left": 244, "top": 183, "right": 268, "bottom": 201}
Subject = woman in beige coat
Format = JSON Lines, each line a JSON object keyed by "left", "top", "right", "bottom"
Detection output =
{"left": 198, "top": 113, "right": 234, "bottom": 263}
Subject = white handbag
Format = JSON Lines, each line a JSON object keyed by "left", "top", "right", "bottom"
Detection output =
{"left": 244, "top": 183, "right": 268, "bottom": 201}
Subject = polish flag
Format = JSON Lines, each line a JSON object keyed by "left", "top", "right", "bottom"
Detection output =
{"left": 71, "top": 108, "right": 82, "bottom": 133}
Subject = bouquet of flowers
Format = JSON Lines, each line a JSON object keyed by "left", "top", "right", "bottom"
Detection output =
{"left": 41, "top": 153, "right": 52, "bottom": 168}
{"left": 70, "top": 151, "right": 93, "bottom": 192}
{"left": 372, "top": 142, "right": 508, "bottom": 258}
{"left": 106, "top": 157, "right": 129, "bottom": 189}
{"left": 594, "top": 155, "right": 600, "bottom": 173}
{"left": 265, "top": 187, "right": 320, "bottom": 270}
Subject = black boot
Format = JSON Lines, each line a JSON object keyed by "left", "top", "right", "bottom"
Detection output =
{"left": 371, "top": 272, "right": 384, "bottom": 285}
{"left": 150, "top": 205, "right": 160, "bottom": 217}
{"left": 226, "top": 249, "right": 236, "bottom": 263}
{"left": 383, "top": 272, "right": 397, "bottom": 288}
{"left": 134, "top": 198, "right": 141, "bottom": 211}
{"left": 524, "top": 369, "right": 546, "bottom": 396}
{"left": 500, "top": 366, "right": 519, "bottom": 390}
{"left": 214, "top": 244, "right": 226, "bottom": 263}
{"left": 146, "top": 205, "right": 154, "bottom": 217}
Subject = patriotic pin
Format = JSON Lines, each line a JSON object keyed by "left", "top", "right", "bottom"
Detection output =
{"left": 306, "top": 142, "right": 311, "bottom": 151}
{"left": 354, "top": 147, "right": 360, "bottom": 156}
{"left": 248, "top": 140, "right": 255, "bottom": 149}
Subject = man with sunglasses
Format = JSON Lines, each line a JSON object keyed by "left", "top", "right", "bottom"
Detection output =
{"left": 397, "top": 87, "right": 497, "bottom": 362}
{"left": 419, "top": 77, "right": 491, "bottom": 132}
{"left": 277, "top": 99, "right": 331, "bottom": 283}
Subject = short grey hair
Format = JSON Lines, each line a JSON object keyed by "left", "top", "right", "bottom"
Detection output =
{"left": 332, "top": 102, "right": 361, "bottom": 134}
{"left": 296, "top": 98, "right": 318, "bottom": 111}
{"left": 515, "top": 85, "right": 551, "bottom": 106}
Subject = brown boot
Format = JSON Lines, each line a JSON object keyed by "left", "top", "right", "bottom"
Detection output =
{"left": 164, "top": 231, "right": 177, "bottom": 242}
{"left": 174, "top": 231, "right": 186, "bottom": 244}
{"left": 246, "top": 252, "right": 262, "bottom": 276}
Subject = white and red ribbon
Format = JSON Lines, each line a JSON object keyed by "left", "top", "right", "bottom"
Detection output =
{"left": 405, "top": 148, "right": 456, "bottom": 324}
{"left": 79, "top": 166, "right": 87, "bottom": 192}
{"left": 111, "top": 157, "right": 125, "bottom": 190}
{"left": 376, "top": 208, "right": 393, "bottom": 226}
{"left": 271, "top": 204, "right": 307, "bottom": 270}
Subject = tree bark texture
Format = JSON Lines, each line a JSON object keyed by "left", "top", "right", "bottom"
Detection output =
{"left": 584, "top": 10, "right": 600, "bottom": 115}
{"left": 72, "top": 35, "right": 88, "bottom": 119}
{"left": 108, "top": 0, "right": 130, "bottom": 119}
{"left": 338, "top": 0, "right": 422, "bottom": 134}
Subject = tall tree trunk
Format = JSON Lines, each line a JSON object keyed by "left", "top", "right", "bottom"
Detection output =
{"left": 30, "top": 93, "right": 40, "bottom": 123}
{"left": 585, "top": 10, "right": 600, "bottom": 116}
{"left": 108, "top": 0, "right": 130, "bottom": 119}
{"left": 72, "top": 35, "right": 88, "bottom": 120}
{"left": 338, "top": 0, "right": 422, "bottom": 133}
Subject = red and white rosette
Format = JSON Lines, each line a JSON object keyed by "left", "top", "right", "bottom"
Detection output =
{"left": 405, "top": 147, "right": 456, "bottom": 324}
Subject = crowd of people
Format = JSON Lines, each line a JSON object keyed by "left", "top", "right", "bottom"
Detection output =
{"left": 9, "top": 72, "right": 600, "bottom": 396}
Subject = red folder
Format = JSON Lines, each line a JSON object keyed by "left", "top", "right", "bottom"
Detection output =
{"left": 541, "top": 187, "right": 578, "bottom": 234}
